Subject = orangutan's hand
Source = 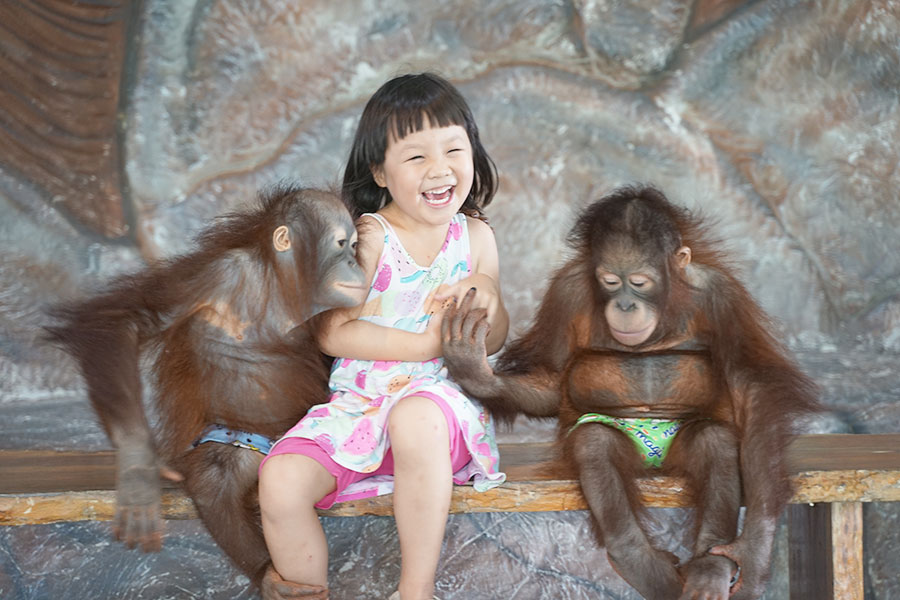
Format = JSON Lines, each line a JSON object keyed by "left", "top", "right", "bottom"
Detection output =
{"left": 113, "top": 441, "right": 182, "bottom": 552}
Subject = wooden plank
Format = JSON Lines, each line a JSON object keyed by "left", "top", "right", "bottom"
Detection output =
{"left": 788, "top": 503, "right": 833, "bottom": 599}
{"left": 0, "top": 450, "right": 116, "bottom": 493}
{"left": 831, "top": 502, "right": 864, "bottom": 600}
{"left": 0, "top": 491, "right": 196, "bottom": 526}
{"left": 3, "top": 434, "right": 899, "bottom": 495}
{"left": 3, "top": 469, "right": 899, "bottom": 525}
{"left": 1, "top": 434, "right": 899, "bottom": 525}
{"left": 496, "top": 441, "right": 558, "bottom": 480}
{"left": 496, "top": 434, "right": 900, "bottom": 480}
{"left": 323, "top": 477, "right": 687, "bottom": 516}
{"left": 0, "top": 443, "right": 566, "bottom": 495}
{"left": 0, "top": 477, "right": 681, "bottom": 523}
{"left": 787, "top": 434, "right": 900, "bottom": 472}
{"left": 790, "top": 469, "right": 900, "bottom": 503}
{"left": 311, "top": 469, "right": 899, "bottom": 515}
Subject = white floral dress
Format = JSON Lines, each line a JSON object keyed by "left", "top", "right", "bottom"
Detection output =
{"left": 271, "top": 212, "right": 505, "bottom": 502}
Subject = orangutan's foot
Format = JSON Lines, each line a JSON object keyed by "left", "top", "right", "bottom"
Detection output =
{"left": 607, "top": 546, "right": 682, "bottom": 600}
{"left": 261, "top": 565, "right": 328, "bottom": 600}
{"left": 678, "top": 553, "right": 737, "bottom": 600}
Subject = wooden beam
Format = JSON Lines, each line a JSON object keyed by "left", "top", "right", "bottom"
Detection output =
{"left": 788, "top": 503, "right": 833, "bottom": 599}
{"left": 831, "top": 502, "right": 864, "bottom": 600}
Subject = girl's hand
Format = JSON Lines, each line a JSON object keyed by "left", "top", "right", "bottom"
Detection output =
{"left": 434, "top": 273, "right": 502, "bottom": 324}
{"left": 421, "top": 294, "right": 455, "bottom": 353}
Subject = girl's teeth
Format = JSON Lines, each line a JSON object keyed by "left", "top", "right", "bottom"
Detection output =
{"left": 424, "top": 187, "right": 452, "bottom": 203}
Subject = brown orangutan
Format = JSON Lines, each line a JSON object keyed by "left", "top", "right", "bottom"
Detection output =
{"left": 441, "top": 184, "right": 819, "bottom": 600}
{"left": 46, "top": 185, "right": 367, "bottom": 594}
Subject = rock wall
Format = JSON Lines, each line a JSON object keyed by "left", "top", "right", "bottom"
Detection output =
{"left": 1, "top": 0, "right": 898, "bottom": 598}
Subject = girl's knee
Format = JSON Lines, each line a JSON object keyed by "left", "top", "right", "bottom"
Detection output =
{"left": 259, "top": 456, "right": 294, "bottom": 515}
{"left": 259, "top": 454, "right": 334, "bottom": 514}
{"left": 388, "top": 396, "right": 449, "bottom": 451}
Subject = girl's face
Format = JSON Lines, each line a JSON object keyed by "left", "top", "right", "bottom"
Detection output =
{"left": 372, "top": 119, "right": 474, "bottom": 227}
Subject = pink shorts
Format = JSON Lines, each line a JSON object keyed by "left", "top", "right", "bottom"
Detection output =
{"left": 260, "top": 397, "right": 471, "bottom": 509}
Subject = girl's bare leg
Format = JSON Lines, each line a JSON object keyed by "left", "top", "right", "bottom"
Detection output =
{"left": 259, "top": 454, "right": 336, "bottom": 586}
{"left": 388, "top": 396, "right": 453, "bottom": 600}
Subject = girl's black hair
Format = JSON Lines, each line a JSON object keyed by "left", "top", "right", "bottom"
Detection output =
{"left": 341, "top": 72, "right": 498, "bottom": 219}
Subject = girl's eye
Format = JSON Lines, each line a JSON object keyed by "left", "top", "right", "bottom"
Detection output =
{"left": 405, "top": 155, "right": 424, "bottom": 162}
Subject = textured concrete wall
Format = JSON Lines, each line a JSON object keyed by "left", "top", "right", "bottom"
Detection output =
{"left": 1, "top": 1, "right": 898, "bottom": 599}
{"left": 3, "top": 0, "right": 900, "bottom": 399}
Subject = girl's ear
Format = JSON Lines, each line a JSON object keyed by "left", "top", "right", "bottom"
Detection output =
{"left": 371, "top": 164, "right": 387, "bottom": 188}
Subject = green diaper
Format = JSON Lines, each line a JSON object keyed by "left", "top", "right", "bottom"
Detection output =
{"left": 569, "top": 413, "right": 683, "bottom": 468}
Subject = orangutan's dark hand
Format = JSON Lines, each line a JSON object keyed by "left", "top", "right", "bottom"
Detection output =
{"left": 113, "top": 441, "right": 182, "bottom": 552}
{"left": 441, "top": 288, "right": 498, "bottom": 399}
{"left": 709, "top": 536, "right": 771, "bottom": 600}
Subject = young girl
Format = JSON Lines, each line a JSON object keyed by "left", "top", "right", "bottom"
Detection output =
{"left": 258, "top": 73, "right": 508, "bottom": 600}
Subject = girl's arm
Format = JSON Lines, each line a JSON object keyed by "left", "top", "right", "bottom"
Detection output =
{"left": 316, "top": 216, "right": 443, "bottom": 362}
{"left": 319, "top": 315, "right": 442, "bottom": 361}
{"left": 435, "top": 217, "right": 509, "bottom": 355}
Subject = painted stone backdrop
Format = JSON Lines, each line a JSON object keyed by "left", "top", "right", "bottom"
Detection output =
{"left": 1, "top": 0, "right": 898, "bottom": 599}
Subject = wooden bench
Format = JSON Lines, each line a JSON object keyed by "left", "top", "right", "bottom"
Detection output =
{"left": 2, "top": 433, "right": 898, "bottom": 599}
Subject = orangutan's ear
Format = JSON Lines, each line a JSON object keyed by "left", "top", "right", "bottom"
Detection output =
{"left": 675, "top": 246, "right": 691, "bottom": 268}
{"left": 273, "top": 225, "right": 291, "bottom": 252}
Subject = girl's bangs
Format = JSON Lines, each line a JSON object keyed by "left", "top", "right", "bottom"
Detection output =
{"left": 387, "top": 96, "right": 468, "bottom": 142}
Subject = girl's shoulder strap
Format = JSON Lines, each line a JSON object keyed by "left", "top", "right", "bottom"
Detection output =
{"left": 446, "top": 211, "right": 472, "bottom": 264}
{"left": 355, "top": 213, "right": 390, "bottom": 270}
{"left": 361, "top": 212, "right": 391, "bottom": 235}
{"left": 454, "top": 211, "right": 470, "bottom": 241}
